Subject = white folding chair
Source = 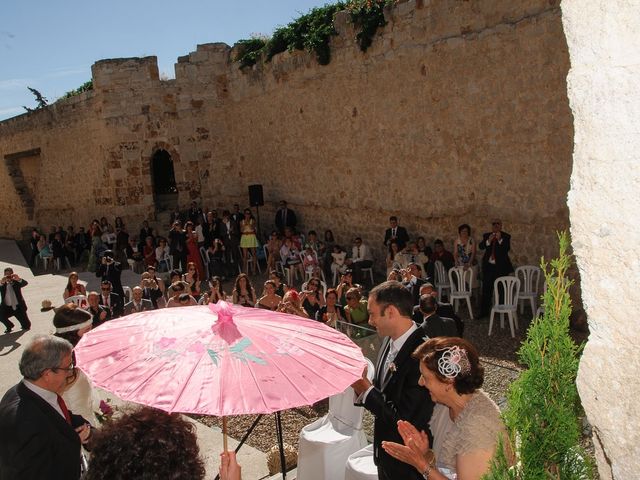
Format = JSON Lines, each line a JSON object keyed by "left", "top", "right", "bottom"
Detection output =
{"left": 297, "top": 358, "right": 375, "bottom": 480}
{"left": 488, "top": 276, "right": 520, "bottom": 338}
{"left": 345, "top": 444, "right": 378, "bottom": 480}
{"left": 199, "top": 247, "right": 211, "bottom": 279}
{"left": 54, "top": 256, "right": 72, "bottom": 271}
{"left": 515, "top": 265, "right": 542, "bottom": 316}
{"left": 434, "top": 261, "right": 451, "bottom": 303}
{"left": 360, "top": 266, "right": 374, "bottom": 286}
{"left": 448, "top": 267, "right": 474, "bottom": 319}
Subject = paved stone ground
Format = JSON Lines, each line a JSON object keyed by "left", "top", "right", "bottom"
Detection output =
{"left": 0, "top": 239, "right": 269, "bottom": 479}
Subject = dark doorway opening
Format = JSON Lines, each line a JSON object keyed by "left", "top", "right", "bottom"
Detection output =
{"left": 151, "top": 149, "right": 178, "bottom": 211}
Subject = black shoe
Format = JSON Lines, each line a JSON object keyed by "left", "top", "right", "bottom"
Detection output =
{"left": 21, "top": 327, "right": 31, "bottom": 331}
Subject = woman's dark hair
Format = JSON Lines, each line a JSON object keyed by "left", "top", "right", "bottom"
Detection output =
{"left": 326, "top": 288, "right": 338, "bottom": 301}
{"left": 53, "top": 303, "right": 92, "bottom": 347}
{"left": 209, "top": 276, "right": 225, "bottom": 297}
{"left": 65, "top": 271, "right": 79, "bottom": 294}
{"left": 458, "top": 223, "right": 472, "bottom": 235}
{"left": 413, "top": 337, "right": 484, "bottom": 395}
{"left": 115, "top": 217, "right": 124, "bottom": 228}
{"left": 85, "top": 406, "right": 205, "bottom": 480}
{"left": 269, "top": 270, "right": 283, "bottom": 282}
{"left": 185, "top": 221, "right": 194, "bottom": 231}
{"left": 388, "top": 240, "right": 398, "bottom": 259}
{"left": 186, "top": 262, "right": 199, "bottom": 283}
{"left": 234, "top": 273, "right": 255, "bottom": 295}
{"left": 324, "top": 230, "right": 335, "bottom": 242}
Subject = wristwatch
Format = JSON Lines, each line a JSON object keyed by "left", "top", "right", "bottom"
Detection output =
{"left": 421, "top": 449, "right": 436, "bottom": 479}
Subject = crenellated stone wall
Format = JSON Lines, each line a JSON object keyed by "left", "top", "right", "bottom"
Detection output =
{"left": 0, "top": 0, "right": 571, "bottom": 271}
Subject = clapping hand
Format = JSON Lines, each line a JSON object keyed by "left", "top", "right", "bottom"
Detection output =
{"left": 381, "top": 420, "right": 430, "bottom": 472}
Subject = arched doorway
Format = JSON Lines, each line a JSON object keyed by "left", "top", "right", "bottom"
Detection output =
{"left": 151, "top": 149, "right": 178, "bottom": 212}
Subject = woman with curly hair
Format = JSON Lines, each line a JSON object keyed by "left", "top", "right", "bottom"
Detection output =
{"left": 84, "top": 406, "right": 206, "bottom": 480}
{"left": 232, "top": 273, "right": 256, "bottom": 307}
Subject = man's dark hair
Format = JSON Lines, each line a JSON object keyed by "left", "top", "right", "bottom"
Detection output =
{"left": 369, "top": 280, "right": 414, "bottom": 318}
{"left": 434, "top": 239, "right": 444, "bottom": 246}
{"left": 419, "top": 294, "right": 438, "bottom": 314}
{"left": 101, "top": 280, "right": 112, "bottom": 287}
{"left": 178, "top": 293, "right": 190, "bottom": 302}
{"left": 408, "top": 262, "right": 422, "bottom": 272}
{"left": 389, "top": 216, "right": 398, "bottom": 222}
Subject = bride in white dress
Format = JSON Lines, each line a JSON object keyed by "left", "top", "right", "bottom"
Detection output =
{"left": 53, "top": 303, "right": 98, "bottom": 424}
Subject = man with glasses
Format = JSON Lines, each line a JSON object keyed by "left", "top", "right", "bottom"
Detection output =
{"left": 479, "top": 218, "right": 514, "bottom": 316}
{"left": 98, "top": 280, "right": 124, "bottom": 319}
{"left": 0, "top": 335, "right": 93, "bottom": 479}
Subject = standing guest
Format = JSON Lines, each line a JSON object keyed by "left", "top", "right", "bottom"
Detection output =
{"left": 0, "top": 268, "right": 31, "bottom": 333}
{"left": 139, "top": 220, "right": 154, "bottom": 246}
{"left": 336, "top": 270, "right": 361, "bottom": 305}
{"left": 417, "top": 294, "right": 459, "bottom": 339}
{"left": 155, "top": 237, "right": 171, "bottom": 272}
{"left": 349, "top": 237, "right": 374, "bottom": 285}
{"left": 218, "top": 210, "right": 241, "bottom": 271}
{"left": 140, "top": 273, "right": 163, "bottom": 309}
{"left": 232, "top": 273, "right": 256, "bottom": 307}
{"left": 170, "top": 207, "right": 184, "bottom": 225}
{"left": 454, "top": 224, "right": 477, "bottom": 270}
{"left": 239, "top": 209, "right": 259, "bottom": 275}
{"left": 87, "top": 291, "right": 110, "bottom": 327}
{"left": 478, "top": 219, "right": 514, "bottom": 317}
{"left": 0, "top": 335, "right": 93, "bottom": 480}
{"left": 230, "top": 204, "right": 243, "bottom": 228}
{"left": 383, "top": 216, "right": 410, "bottom": 250}
{"left": 146, "top": 265, "right": 166, "bottom": 299}
{"left": 29, "top": 229, "right": 40, "bottom": 267}
{"left": 351, "top": 281, "right": 434, "bottom": 480}
{"left": 142, "top": 236, "right": 157, "bottom": 269}
{"left": 411, "top": 283, "right": 464, "bottom": 337}
{"left": 74, "top": 227, "right": 90, "bottom": 260}
{"left": 206, "top": 238, "right": 227, "bottom": 279}
{"left": 184, "top": 221, "right": 205, "bottom": 279}
{"left": 98, "top": 280, "right": 124, "bottom": 319}
{"left": 188, "top": 201, "right": 203, "bottom": 225}
{"left": 256, "top": 280, "right": 283, "bottom": 311}
{"left": 275, "top": 200, "right": 297, "bottom": 234}
{"left": 114, "top": 219, "right": 129, "bottom": 263}
{"left": 402, "top": 263, "right": 428, "bottom": 305}
{"left": 276, "top": 290, "right": 309, "bottom": 318}
{"left": 123, "top": 286, "right": 154, "bottom": 315}
{"left": 315, "top": 288, "right": 346, "bottom": 325}
{"left": 266, "top": 231, "right": 282, "bottom": 272}
{"left": 52, "top": 232, "right": 70, "bottom": 269}
{"left": 381, "top": 337, "right": 506, "bottom": 480}
{"left": 203, "top": 211, "right": 220, "bottom": 247}
{"left": 300, "top": 278, "right": 325, "bottom": 318}
{"left": 87, "top": 220, "right": 103, "bottom": 273}
{"left": 183, "top": 262, "right": 202, "bottom": 300}
{"left": 63, "top": 272, "right": 87, "bottom": 301}
{"left": 194, "top": 217, "right": 206, "bottom": 248}
{"left": 101, "top": 225, "right": 117, "bottom": 251}
{"left": 95, "top": 250, "right": 124, "bottom": 298}
{"left": 168, "top": 221, "right": 187, "bottom": 273}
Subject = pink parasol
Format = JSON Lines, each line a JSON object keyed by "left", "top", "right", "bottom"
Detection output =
{"left": 74, "top": 301, "right": 366, "bottom": 416}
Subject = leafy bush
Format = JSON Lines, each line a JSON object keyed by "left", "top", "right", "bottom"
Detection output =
{"left": 483, "top": 232, "right": 593, "bottom": 480}
{"left": 60, "top": 80, "right": 93, "bottom": 100}
{"left": 346, "top": 0, "right": 395, "bottom": 52}
{"left": 235, "top": 37, "right": 268, "bottom": 69}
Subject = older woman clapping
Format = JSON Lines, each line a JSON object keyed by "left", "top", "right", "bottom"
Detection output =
{"left": 382, "top": 337, "right": 506, "bottom": 480}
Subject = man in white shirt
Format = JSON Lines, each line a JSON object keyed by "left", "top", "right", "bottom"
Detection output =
{"left": 349, "top": 237, "right": 374, "bottom": 285}
{"left": 351, "top": 281, "right": 433, "bottom": 480}
{"left": 123, "top": 286, "right": 154, "bottom": 315}
{"left": 0, "top": 335, "right": 92, "bottom": 479}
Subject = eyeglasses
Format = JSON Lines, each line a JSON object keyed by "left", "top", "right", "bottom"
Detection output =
{"left": 51, "top": 361, "right": 76, "bottom": 373}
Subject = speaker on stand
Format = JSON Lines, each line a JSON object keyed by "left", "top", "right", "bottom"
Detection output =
{"left": 248, "top": 184, "right": 264, "bottom": 242}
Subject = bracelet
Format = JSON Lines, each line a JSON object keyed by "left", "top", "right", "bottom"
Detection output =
{"left": 421, "top": 464, "right": 432, "bottom": 479}
{"left": 421, "top": 449, "right": 436, "bottom": 479}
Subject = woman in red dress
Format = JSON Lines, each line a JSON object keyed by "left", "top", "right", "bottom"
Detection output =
{"left": 185, "top": 221, "right": 205, "bottom": 279}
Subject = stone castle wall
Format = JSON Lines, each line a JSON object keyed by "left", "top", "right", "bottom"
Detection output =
{"left": 0, "top": 0, "right": 571, "bottom": 270}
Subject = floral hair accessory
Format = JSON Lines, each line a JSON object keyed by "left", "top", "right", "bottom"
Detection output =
{"left": 437, "top": 346, "right": 471, "bottom": 379}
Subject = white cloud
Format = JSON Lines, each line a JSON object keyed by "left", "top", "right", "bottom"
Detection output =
{"left": 0, "top": 78, "right": 31, "bottom": 90}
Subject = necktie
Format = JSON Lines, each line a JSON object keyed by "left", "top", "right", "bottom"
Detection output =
{"left": 392, "top": 228, "right": 396, "bottom": 237}
{"left": 57, "top": 395, "right": 72, "bottom": 424}
{"left": 381, "top": 343, "right": 397, "bottom": 383}
{"left": 357, "top": 246, "right": 361, "bottom": 260}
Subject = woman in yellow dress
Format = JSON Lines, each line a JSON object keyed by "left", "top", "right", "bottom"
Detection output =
{"left": 239, "top": 208, "right": 259, "bottom": 275}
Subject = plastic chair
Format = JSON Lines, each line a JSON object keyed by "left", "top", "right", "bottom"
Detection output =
{"left": 297, "top": 358, "right": 375, "bottom": 480}
{"left": 65, "top": 295, "right": 88, "bottom": 308}
{"left": 344, "top": 444, "right": 377, "bottom": 480}
{"left": 54, "top": 256, "right": 72, "bottom": 271}
{"left": 434, "top": 261, "right": 451, "bottom": 303}
{"left": 515, "top": 265, "right": 542, "bottom": 315}
{"left": 360, "top": 266, "right": 374, "bottom": 286}
{"left": 122, "top": 286, "right": 132, "bottom": 303}
{"left": 199, "top": 247, "right": 211, "bottom": 279}
{"left": 448, "top": 267, "right": 474, "bottom": 319}
{"left": 488, "top": 276, "right": 520, "bottom": 338}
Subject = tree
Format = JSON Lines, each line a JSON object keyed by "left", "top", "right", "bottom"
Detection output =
{"left": 22, "top": 86, "right": 48, "bottom": 112}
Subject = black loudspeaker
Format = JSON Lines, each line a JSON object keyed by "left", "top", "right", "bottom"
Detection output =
{"left": 248, "top": 184, "right": 264, "bottom": 207}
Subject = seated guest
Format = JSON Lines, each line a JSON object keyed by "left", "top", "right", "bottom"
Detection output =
{"left": 140, "top": 273, "right": 163, "bottom": 309}
{"left": 126, "top": 236, "right": 145, "bottom": 273}
{"left": 412, "top": 283, "right": 464, "bottom": 337}
{"left": 52, "top": 232, "right": 70, "bottom": 268}
{"left": 330, "top": 245, "right": 348, "bottom": 280}
{"left": 65, "top": 226, "right": 77, "bottom": 264}
{"left": 417, "top": 294, "right": 458, "bottom": 339}
{"left": 304, "top": 230, "right": 324, "bottom": 259}
{"left": 300, "top": 278, "right": 325, "bottom": 318}
{"left": 142, "top": 236, "right": 157, "bottom": 269}
{"left": 431, "top": 239, "right": 455, "bottom": 272}
{"left": 265, "top": 231, "right": 282, "bottom": 272}
{"left": 98, "top": 280, "right": 124, "bottom": 319}
{"left": 280, "top": 238, "right": 303, "bottom": 284}
{"left": 256, "top": 280, "right": 282, "bottom": 311}
{"left": 269, "top": 270, "right": 288, "bottom": 297}
{"left": 84, "top": 406, "right": 205, "bottom": 480}
{"left": 386, "top": 241, "right": 401, "bottom": 276}
{"left": 155, "top": 237, "right": 171, "bottom": 272}
{"left": 344, "top": 287, "right": 369, "bottom": 330}
{"left": 335, "top": 270, "right": 362, "bottom": 305}
{"left": 101, "top": 225, "right": 117, "bottom": 251}
{"left": 166, "top": 283, "right": 197, "bottom": 307}
{"left": 232, "top": 273, "right": 256, "bottom": 308}
{"left": 87, "top": 291, "right": 110, "bottom": 327}
{"left": 283, "top": 226, "right": 302, "bottom": 250}
{"left": 348, "top": 237, "right": 373, "bottom": 284}
{"left": 315, "top": 288, "right": 345, "bottom": 325}
{"left": 276, "top": 290, "right": 308, "bottom": 318}
{"left": 123, "top": 286, "right": 154, "bottom": 315}
{"left": 145, "top": 265, "right": 166, "bottom": 299}
{"left": 322, "top": 230, "right": 336, "bottom": 280}
{"left": 301, "top": 246, "right": 320, "bottom": 278}
{"left": 201, "top": 276, "right": 226, "bottom": 305}
{"left": 183, "top": 262, "right": 202, "bottom": 300}
{"left": 382, "top": 337, "right": 506, "bottom": 480}
{"left": 401, "top": 262, "right": 427, "bottom": 305}
{"left": 387, "top": 268, "right": 403, "bottom": 282}
{"left": 63, "top": 271, "right": 87, "bottom": 301}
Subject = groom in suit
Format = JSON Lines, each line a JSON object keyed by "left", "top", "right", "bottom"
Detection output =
{"left": 0, "top": 335, "right": 93, "bottom": 479}
{"left": 352, "top": 281, "right": 434, "bottom": 480}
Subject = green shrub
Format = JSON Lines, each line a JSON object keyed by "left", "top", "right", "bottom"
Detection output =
{"left": 346, "top": 0, "right": 395, "bottom": 52}
{"left": 60, "top": 80, "right": 93, "bottom": 100}
{"left": 235, "top": 37, "right": 268, "bottom": 69}
{"left": 483, "top": 232, "right": 593, "bottom": 480}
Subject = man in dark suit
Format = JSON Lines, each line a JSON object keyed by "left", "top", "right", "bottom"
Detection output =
{"left": 203, "top": 211, "right": 221, "bottom": 247}
{"left": 123, "top": 287, "right": 154, "bottom": 315}
{"left": 0, "top": 335, "right": 92, "bottom": 479}
{"left": 417, "top": 294, "right": 459, "bottom": 338}
{"left": 168, "top": 222, "right": 187, "bottom": 273}
{"left": 87, "top": 291, "right": 111, "bottom": 328}
{"left": 401, "top": 262, "right": 427, "bottom": 305}
{"left": 383, "top": 216, "right": 410, "bottom": 250}
{"left": 275, "top": 200, "right": 298, "bottom": 234}
{"left": 412, "top": 282, "right": 465, "bottom": 337}
{"left": 478, "top": 219, "right": 514, "bottom": 316}
{"left": 351, "top": 281, "right": 433, "bottom": 480}
{"left": 95, "top": 250, "right": 124, "bottom": 298}
{"left": 98, "top": 281, "right": 124, "bottom": 319}
{"left": 218, "top": 210, "right": 241, "bottom": 272}
{"left": 0, "top": 267, "right": 31, "bottom": 333}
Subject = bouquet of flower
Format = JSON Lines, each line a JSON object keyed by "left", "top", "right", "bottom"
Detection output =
{"left": 94, "top": 399, "right": 115, "bottom": 424}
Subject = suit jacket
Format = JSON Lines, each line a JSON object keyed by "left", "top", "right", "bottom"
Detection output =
{"left": 419, "top": 313, "right": 459, "bottom": 339}
{"left": 479, "top": 231, "right": 514, "bottom": 275}
{"left": 383, "top": 226, "right": 409, "bottom": 250}
{"left": 99, "top": 292, "right": 124, "bottom": 318}
{"left": 96, "top": 261, "right": 124, "bottom": 297}
{"left": 123, "top": 299, "right": 154, "bottom": 316}
{"left": 0, "top": 382, "right": 87, "bottom": 480}
{"left": 363, "top": 327, "right": 434, "bottom": 480}
{"left": 275, "top": 207, "right": 297, "bottom": 231}
{"left": 0, "top": 279, "right": 28, "bottom": 311}
{"left": 217, "top": 220, "right": 240, "bottom": 248}
{"left": 142, "top": 286, "right": 163, "bottom": 309}
{"left": 405, "top": 277, "right": 427, "bottom": 305}
{"left": 89, "top": 305, "right": 111, "bottom": 328}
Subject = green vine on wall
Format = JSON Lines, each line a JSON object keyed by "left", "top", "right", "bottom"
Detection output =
{"left": 60, "top": 80, "right": 93, "bottom": 100}
{"left": 234, "top": 0, "right": 397, "bottom": 69}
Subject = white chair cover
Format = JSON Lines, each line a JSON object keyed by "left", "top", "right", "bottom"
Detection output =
{"left": 345, "top": 444, "right": 378, "bottom": 480}
{"left": 296, "top": 358, "right": 375, "bottom": 480}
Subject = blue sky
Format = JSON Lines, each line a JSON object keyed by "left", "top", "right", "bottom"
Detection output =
{"left": 0, "top": 0, "right": 331, "bottom": 121}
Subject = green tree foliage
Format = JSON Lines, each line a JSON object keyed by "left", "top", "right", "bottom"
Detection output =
{"left": 60, "top": 80, "right": 93, "bottom": 99}
{"left": 346, "top": 0, "right": 394, "bottom": 52}
{"left": 483, "top": 232, "right": 593, "bottom": 480}
{"left": 22, "top": 86, "right": 48, "bottom": 112}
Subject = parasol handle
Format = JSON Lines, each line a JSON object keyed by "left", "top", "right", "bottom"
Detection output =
{"left": 222, "top": 416, "right": 228, "bottom": 452}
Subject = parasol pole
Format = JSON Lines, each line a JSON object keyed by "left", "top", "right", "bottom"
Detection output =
{"left": 222, "top": 416, "right": 228, "bottom": 452}
{"left": 275, "top": 411, "right": 287, "bottom": 479}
